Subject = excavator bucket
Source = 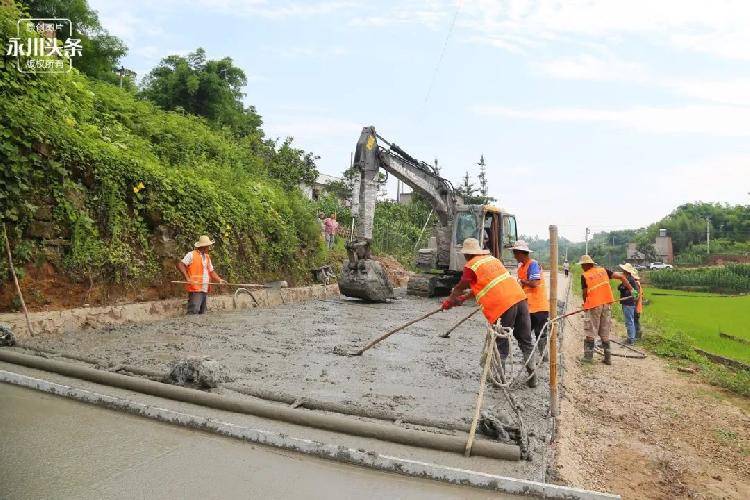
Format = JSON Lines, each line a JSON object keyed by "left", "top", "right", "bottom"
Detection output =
{"left": 338, "top": 240, "right": 394, "bottom": 302}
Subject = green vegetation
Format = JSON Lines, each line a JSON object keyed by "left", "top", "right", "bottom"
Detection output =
{"left": 642, "top": 287, "right": 750, "bottom": 363}
{"left": 25, "top": 0, "right": 131, "bottom": 87}
{"left": 0, "top": 1, "right": 325, "bottom": 297}
{"left": 649, "top": 264, "right": 750, "bottom": 294}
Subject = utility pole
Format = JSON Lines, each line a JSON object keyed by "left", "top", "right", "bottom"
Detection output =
{"left": 706, "top": 217, "right": 711, "bottom": 254}
{"left": 585, "top": 227, "right": 590, "bottom": 255}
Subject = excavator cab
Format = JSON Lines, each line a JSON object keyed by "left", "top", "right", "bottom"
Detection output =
{"left": 450, "top": 206, "right": 518, "bottom": 270}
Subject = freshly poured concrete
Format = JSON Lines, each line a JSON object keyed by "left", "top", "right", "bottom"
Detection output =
{"left": 0, "top": 382, "right": 518, "bottom": 499}
{"left": 15, "top": 273, "right": 569, "bottom": 482}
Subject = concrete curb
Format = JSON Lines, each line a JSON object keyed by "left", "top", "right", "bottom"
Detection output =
{"left": 0, "top": 369, "right": 620, "bottom": 500}
{"left": 0, "top": 283, "right": 338, "bottom": 338}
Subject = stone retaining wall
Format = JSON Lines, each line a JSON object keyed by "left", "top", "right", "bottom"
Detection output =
{"left": 0, "top": 284, "right": 339, "bottom": 338}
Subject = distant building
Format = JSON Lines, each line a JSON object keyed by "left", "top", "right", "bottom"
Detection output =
{"left": 654, "top": 229, "right": 674, "bottom": 263}
{"left": 301, "top": 173, "right": 346, "bottom": 202}
{"left": 626, "top": 228, "right": 674, "bottom": 264}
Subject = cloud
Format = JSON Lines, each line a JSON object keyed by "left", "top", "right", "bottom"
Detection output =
{"left": 262, "top": 45, "right": 349, "bottom": 58}
{"left": 451, "top": 0, "right": 750, "bottom": 61}
{"left": 348, "top": 1, "right": 450, "bottom": 29}
{"left": 186, "top": 0, "right": 356, "bottom": 19}
{"left": 533, "top": 54, "right": 649, "bottom": 82}
{"left": 473, "top": 104, "right": 750, "bottom": 136}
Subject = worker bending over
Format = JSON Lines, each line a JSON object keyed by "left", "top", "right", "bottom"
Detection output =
{"left": 176, "top": 235, "right": 226, "bottom": 314}
{"left": 511, "top": 240, "right": 550, "bottom": 362}
{"left": 578, "top": 255, "right": 633, "bottom": 364}
{"left": 443, "top": 238, "right": 538, "bottom": 388}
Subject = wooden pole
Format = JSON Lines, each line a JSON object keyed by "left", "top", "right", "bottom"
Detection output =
{"left": 465, "top": 331, "right": 495, "bottom": 456}
{"left": 548, "top": 225, "right": 559, "bottom": 417}
{"left": 439, "top": 307, "right": 480, "bottom": 338}
{"left": 348, "top": 307, "right": 443, "bottom": 356}
{"left": 3, "top": 223, "right": 34, "bottom": 336}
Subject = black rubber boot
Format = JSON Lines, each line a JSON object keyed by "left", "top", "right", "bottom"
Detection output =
{"left": 602, "top": 341, "right": 612, "bottom": 365}
{"left": 522, "top": 351, "right": 538, "bottom": 388}
{"left": 582, "top": 339, "right": 594, "bottom": 363}
{"left": 540, "top": 335, "right": 549, "bottom": 362}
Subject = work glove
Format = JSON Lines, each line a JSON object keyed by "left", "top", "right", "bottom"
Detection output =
{"left": 442, "top": 298, "right": 456, "bottom": 310}
{"left": 631, "top": 288, "right": 639, "bottom": 300}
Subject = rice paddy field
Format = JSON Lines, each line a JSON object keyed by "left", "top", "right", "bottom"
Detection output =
{"left": 643, "top": 287, "right": 750, "bottom": 364}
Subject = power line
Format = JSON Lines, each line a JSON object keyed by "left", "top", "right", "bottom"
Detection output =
{"left": 422, "top": 0, "right": 463, "bottom": 105}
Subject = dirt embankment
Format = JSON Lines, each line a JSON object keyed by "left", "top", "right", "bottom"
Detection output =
{"left": 555, "top": 297, "right": 750, "bottom": 499}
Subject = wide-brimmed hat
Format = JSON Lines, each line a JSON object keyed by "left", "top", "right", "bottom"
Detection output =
{"left": 509, "top": 240, "right": 533, "bottom": 253}
{"left": 460, "top": 237, "right": 490, "bottom": 255}
{"left": 578, "top": 254, "right": 596, "bottom": 265}
{"left": 194, "top": 235, "right": 215, "bottom": 248}
{"left": 619, "top": 263, "right": 639, "bottom": 278}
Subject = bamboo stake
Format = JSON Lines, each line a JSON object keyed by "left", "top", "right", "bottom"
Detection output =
{"left": 3, "top": 223, "right": 33, "bottom": 336}
{"left": 439, "top": 307, "right": 480, "bottom": 338}
{"left": 465, "top": 330, "right": 494, "bottom": 456}
{"left": 548, "top": 225, "right": 559, "bottom": 417}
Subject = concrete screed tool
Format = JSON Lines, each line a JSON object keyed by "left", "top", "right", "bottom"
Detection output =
{"left": 334, "top": 306, "right": 444, "bottom": 356}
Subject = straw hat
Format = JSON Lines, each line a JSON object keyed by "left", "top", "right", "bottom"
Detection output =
{"left": 509, "top": 240, "right": 533, "bottom": 253}
{"left": 619, "top": 263, "right": 639, "bottom": 278}
{"left": 194, "top": 235, "right": 215, "bottom": 248}
{"left": 460, "top": 237, "right": 490, "bottom": 255}
{"left": 578, "top": 254, "right": 596, "bottom": 265}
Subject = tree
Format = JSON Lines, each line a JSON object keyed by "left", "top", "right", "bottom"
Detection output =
{"left": 25, "top": 0, "right": 130, "bottom": 86}
{"left": 477, "top": 155, "right": 488, "bottom": 198}
{"left": 140, "top": 48, "right": 263, "bottom": 137}
{"left": 456, "top": 170, "right": 476, "bottom": 201}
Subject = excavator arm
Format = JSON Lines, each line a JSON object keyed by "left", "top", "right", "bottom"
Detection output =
{"left": 351, "top": 126, "right": 457, "bottom": 269}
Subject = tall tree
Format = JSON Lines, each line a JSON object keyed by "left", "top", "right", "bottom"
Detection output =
{"left": 477, "top": 154, "right": 488, "bottom": 197}
{"left": 24, "top": 0, "right": 130, "bottom": 86}
{"left": 456, "top": 170, "right": 476, "bottom": 201}
{"left": 140, "top": 48, "right": 262, "bottom": 137}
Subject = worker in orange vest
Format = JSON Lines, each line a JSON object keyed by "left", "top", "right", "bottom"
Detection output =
{"left": 511, "top": 240, "right": 550, "bottom": 362}
{"left": 443, "top": 238, "right": 538, "bottom": 388}
{"left": 578, "top": 254, "right": 633, "bottom": 364}
{"left": 176, "top": 235, "right": 226, "bottom": 314}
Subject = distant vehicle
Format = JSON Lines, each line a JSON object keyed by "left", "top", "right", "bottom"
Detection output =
{"left": 634, "top": 264, "right": 648, "bottom": 270}
{"left": 649, "top": 262, "right": 674, "bottom": 270}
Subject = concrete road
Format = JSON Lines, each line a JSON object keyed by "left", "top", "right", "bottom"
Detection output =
{"left": 0, "top": 383, "right": 515, "bottom": 500}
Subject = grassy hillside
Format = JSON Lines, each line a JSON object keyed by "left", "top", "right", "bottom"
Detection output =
{"left": 0, "top": 3, "right": 324, "bottom": 309}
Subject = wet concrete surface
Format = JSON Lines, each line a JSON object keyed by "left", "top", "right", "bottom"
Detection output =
{"left": 17, "top": 274, "right": 569, "bottom": 482}
{"left": 0, "top": 382, "right": 521, "bottom": 499}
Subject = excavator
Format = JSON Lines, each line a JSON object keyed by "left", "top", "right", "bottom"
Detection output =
{"left": 338, "top": 126, "right": 519, "bottom": 301}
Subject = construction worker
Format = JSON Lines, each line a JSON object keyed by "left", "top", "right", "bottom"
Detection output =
{"left": 578, "top": 254, "right": 633, "bottom": 364}
{"left": 510, "top": 240, "right": 550, "bottom": 362}
{"left": 634, "top": 273, "right": 644, "bottom": 340}
{"left": 618, "top": 263, "right": 641, "bottom": 345}
{"left": 443, "top": 238, "right": 538, "bottom": 388}
{"left": 176, "top": 235, "right": 226, "bottom": 315}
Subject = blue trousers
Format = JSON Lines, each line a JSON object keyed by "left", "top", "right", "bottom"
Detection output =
{"left": 622, "top": 305, "right": 636, "bottom": 342}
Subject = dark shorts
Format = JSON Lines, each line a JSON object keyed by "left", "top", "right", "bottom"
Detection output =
{"left": 187, "top": 292, "right": 207, "bottom": 314}
{"left": 496, "top": 299, "right": 534, "bottom": 356}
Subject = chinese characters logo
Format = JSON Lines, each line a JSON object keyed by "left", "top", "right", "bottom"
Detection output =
{"left": 5, "top": 18, "right": 82, "bottom": 73}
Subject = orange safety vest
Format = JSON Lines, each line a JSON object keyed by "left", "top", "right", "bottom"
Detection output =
{"left": 185, "top": 250, "right": 212, "bottom": 293}
{"left": 635, "top": 278, "right": 643, "bottom": 313}
{"left": 466, "top": 255, "right": 527, "bottom": 324}
{"left": 582, "top": 266, "right": 614, "bottom": 310}
{"left": 518, "top": 259, "right": 549, "bottom": 313}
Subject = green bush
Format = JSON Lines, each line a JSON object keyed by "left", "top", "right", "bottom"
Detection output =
{"left": 0, "top": 1, "right": 323, "bottom": 291}
{"left": 648, "top": 265, "right": 750, "bottom": 294}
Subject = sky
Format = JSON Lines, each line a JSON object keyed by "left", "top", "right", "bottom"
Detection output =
{"left": 89, "top": 0, "right": 750, "bottom": 240}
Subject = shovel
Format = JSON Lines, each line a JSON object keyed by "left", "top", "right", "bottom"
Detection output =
{"left": 334, "top": 306, "right": 444, "bottom": 356}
